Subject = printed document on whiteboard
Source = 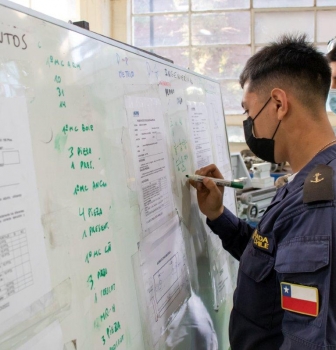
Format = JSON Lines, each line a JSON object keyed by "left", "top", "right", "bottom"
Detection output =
{"left": 125, "top": 96, "right": 175, "bottom": 236}
{"left": 0, "top": 96, "right": 51, "bottom": 327}
{"left": 139, "top": 216, "right": 190, "bottom": 346}
{"left": 187, "top": 101, "right": 214, "bottom": 169}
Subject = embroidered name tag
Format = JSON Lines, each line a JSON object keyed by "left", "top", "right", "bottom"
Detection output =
{"left": 252, "top": 229, "right": 273, "bottom": 253}
{"left": 281, "top": 282, "right": 319, "bottom": 317}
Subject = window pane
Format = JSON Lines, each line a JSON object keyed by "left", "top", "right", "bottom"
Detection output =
{"left": 133, "top": 0, "right": 188, "bottom": 14}
{"left": 191, "top": 12, "right": 250, "bottom": 45}
{"left": 253, "top": 0, "right": 313, "bottom": 7}
{"left": 220, "top": 80, "right": 244, "bottom": 115}
{"left": 317, "top": 11, "right": 336, "bottom": 43}
{"left": 255, "top": 11, "right": 314, "bottom": 44}
{"left": 151, "top": 47, "right": 189, "bottom": 68}
{"left": 192, "top": 0, "right": 249, "bottom": 11}
{"left": 191, "top": 46, "right": 251, "bottom": 79}
{"left": 317, "top": 0, "right": 336, "bottom": 5}
{"left": 316, "top": 45, "right": 327, "bottom": 55}
{"left": 133, "top": 15, "right": 189, "bottom": 47}
{"left": 227, "top": 126, "right": 245, "bottom": 143}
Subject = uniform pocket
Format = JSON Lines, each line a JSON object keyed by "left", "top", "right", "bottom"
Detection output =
{"left": 275, "top": 236, "right": 330, "bottom": 328}
{"left": 234, "top": 244, "right": 280, "bottom": 329}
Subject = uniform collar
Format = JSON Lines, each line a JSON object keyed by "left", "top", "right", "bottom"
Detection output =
{"left": 286, "top": 144, "right": 336, "bottom": 192}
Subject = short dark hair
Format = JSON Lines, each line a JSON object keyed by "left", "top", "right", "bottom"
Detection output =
{"left": 326, "top": 47, "right": 336, "bottom": 63}
{"left": 239, "top": 34, "right": 331, "bottom": 107}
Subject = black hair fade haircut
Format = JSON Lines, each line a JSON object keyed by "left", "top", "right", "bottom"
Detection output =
{"left": 239, "top": 34, "right": 331, "bottom": 108}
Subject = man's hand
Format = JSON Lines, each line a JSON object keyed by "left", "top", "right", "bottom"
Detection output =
{"left": 189, "top": 164, "right": 224, "bottom": 221}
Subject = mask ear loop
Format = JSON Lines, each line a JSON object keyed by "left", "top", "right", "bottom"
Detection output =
{"left": 252, "top": 96, "right": 272, "bottom": 121}
{"left": 272, "top": 120, "right": 281, "bottom": 139}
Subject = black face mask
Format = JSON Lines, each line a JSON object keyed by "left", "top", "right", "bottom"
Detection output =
{"left": 243, "top": 97, "right": 281, "bottom": 163}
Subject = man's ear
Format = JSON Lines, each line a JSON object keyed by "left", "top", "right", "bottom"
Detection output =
{"left": 271, "top": 88, "right": 288, "bottom": 120}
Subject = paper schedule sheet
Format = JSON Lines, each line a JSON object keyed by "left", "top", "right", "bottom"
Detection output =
{"left": 126, "top": 96, "right": 175, "bottom": 236}
{"left": 0, "top": 97, "right": 51, "bottom": 326}
{"left": 187, "top": 101, "right": 214, "bottom": 169}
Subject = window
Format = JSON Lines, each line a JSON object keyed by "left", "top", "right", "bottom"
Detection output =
{"left": 132, "top": 1, "right": 336, "bottom": 114}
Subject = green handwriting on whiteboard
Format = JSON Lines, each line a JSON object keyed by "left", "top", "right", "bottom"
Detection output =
{"left": 85, "top": 249, "right": 101, "bottom": 263}
{"left": 173, "top": 139, "right": 188, "bottom": 156}
{"left": 87, "top": 268, "right": 109, "bottom": 291}
{"left": 62, "top": 124, "right": 94, "bottom": 135}
{"left": 93, "top": 304, "right": 116, "bottom": 330}
{"left": 46, "top": 55, "right": 81, "bottom": 70}
{"left": 73, "top": 180, "right": 107, "bottom": 195}
{"left": 85, "top": 242, "right": 111, "bottom": 263}
{"left": 97, "top": 268, "right": 108, "bottom": 279}
{"left": 101, "top": 283, "right": 115, "bottom": 297}
{"left": 73, "top": 184, "right": 89, "bottom": 195}
{"left": 108, "top": 334, "right": 124, "bottom": 350}
{"left": 82, "top": 222, "right": 109, "bottom": 239}
{"left": 175, "top": 154, "right": 188, "bottom": 173}
{"left": 70, "top": 160, "right": 95, "bottom": 170}
{"left": 106, "top": 321, "right": 121, "bottom": 339}
{"left": 93, "top": 180, "right": 107, "bottom": 190}
{"left": 69, "top": 147, "right": 92, "bottom": 158}
{"left": 79, "top": 207, "right": 103, "bottom": 221}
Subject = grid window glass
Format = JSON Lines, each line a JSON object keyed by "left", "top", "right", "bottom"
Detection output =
{"left": 132, "top": 1, "right": 336, "bottom": 114}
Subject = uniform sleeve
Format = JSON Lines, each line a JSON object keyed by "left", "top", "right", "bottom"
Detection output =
{"left": 206, "top": 208, "right": 254, "bottom": 261}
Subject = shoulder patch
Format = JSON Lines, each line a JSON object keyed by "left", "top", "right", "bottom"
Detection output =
{"left": 252, "top": 229, "right": 274, "bottom": 254}
{"left": 303, "top": 164, "right": 334, "bottom": 203}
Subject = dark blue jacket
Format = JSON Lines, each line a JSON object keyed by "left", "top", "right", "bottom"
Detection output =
{"left": 207, "top": 145, "right": 336, "bottom": 350}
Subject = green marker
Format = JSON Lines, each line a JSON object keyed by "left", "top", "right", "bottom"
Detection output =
{"left": 186, "top": 174, "right": 245, "bottom": 189}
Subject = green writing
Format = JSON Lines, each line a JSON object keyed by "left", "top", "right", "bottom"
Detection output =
{"left": 73, "top": 184, "right": 89, "bottom": 195}
{"left": 82, "top": 124, "right": 94, "bottom": 132}
{"left": 59, "top": 101, "right": 66, "bottom": 108}
{"left": 88, "top": 221, "right": 109, "bottom": 236}
{"left": 85, "top": 249, "right": 101, "bottom": 263}
{"left": 79, "top": 207, "right": 103, "bottom": 221}
{"left": 105, "top": 241, "right": 112, "bottom": 253}
{"left": 87, "top": 274, "right": 94, "bottom": 290}
{"left": 93, "top": 180, "right": 107, "bottom": 190}
{"left": 94, "top": 304, "right": 116, "bottom": 329}
{"left": 101, "top": 283, "right": 115, "bottom": 297}
{"left": 62, "top": 124, "right": 78, "bottom": 135}
{"left": 77, "top": 147, "right": 92, "bottom": 156}
{"left": 109, "top": 334, "right": 124, "bottom": 350}
{"left": 80, "top": 160, "right": 94, "bottom": 169}
{"left": 46, "top": 55, "right": 81, "bottom": 70}
{"left": 107, "top": 321, "right": 121, "bottom": 338}
{"left": 97, "top": 268, "right": 108, "bottom": 279}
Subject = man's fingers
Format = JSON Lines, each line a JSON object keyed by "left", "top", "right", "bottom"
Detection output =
{"left": 189, "top": 179, "right": 206, "bottom": 192}
{"left": 203, "top": 177, "right": 221, "bottom": 194}
{"left": 197, "top": 164, "right": 224, "bottom": 179}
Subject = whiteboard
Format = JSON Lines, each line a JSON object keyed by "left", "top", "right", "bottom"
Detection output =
{"left": 0, "top": 1, "right": 238, "bottom": 349}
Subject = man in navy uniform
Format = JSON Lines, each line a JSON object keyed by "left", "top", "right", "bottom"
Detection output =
{"left": 190, "top": 34, "right": 336, "bottom": 349}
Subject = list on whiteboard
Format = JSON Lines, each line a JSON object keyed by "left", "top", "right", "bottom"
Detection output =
{"left": 187, "top": 102, "right": 214, "bottom": 169}
{"left": 125, "top": 96, "right": 175, "bottom": 236}
{"left": 0, "top": 97, "right": 51, "bottom": 325}
{"left": 139, "top": 216, "right": 190, "bottom": 346}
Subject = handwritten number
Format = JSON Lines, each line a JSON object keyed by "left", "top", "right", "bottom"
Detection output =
{"left": 87, "top": 275, "right": 94, "bottom": 290}
{"left": 68, "top": 147, "right": 74, "bottom": 158}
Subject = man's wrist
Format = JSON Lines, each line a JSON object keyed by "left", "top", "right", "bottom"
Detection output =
{"left": 207, "top": 206, "right": 224, "bottom": 221}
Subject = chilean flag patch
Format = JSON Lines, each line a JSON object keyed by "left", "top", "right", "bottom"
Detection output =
{"left": 281, "top": 282, "right": 319, "bottom": 317}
